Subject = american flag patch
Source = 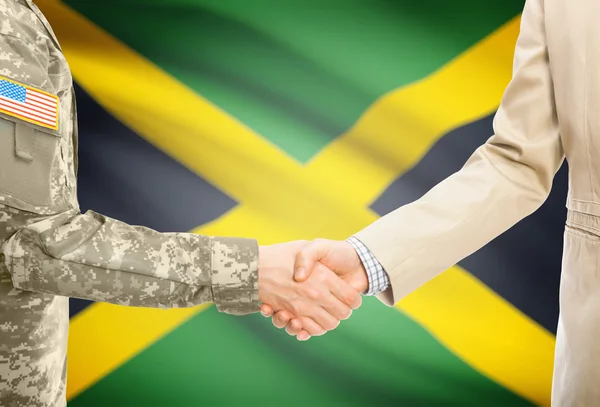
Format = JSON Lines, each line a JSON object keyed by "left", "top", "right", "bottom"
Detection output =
{"left": 0, "top": 76, "right": 59, "bottom": 131}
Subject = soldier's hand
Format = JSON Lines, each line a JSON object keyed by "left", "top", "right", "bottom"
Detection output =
{"left": 258, "top": 241, "right": 361, "bottom": 338}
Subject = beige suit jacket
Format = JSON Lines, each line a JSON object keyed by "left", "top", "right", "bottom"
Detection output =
{"left": 355, "top": 0, "right": 599, "bottom": 405}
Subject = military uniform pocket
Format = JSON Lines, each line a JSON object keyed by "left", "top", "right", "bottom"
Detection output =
{"left": 0, "top": 115, "right": 65, "bottom": 213}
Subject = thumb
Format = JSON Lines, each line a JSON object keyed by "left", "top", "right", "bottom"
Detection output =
{"left": 294, "top": 239, "right": 330, "bottom": 282}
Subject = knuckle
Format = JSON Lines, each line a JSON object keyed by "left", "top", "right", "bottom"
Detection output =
{"left": 289, "top": 298, "right": 303, "bottom": 315}
{"left": 355, "top": 295, "right": 363, "bottom": 308}
{"left": 306, "top": 287, "right": 321, "bottom": 301}
{"left": 350, "top": 298, "right": 362, "bottom": 311}
{"left": 344, "top": 293, "right": 358, "bottom": 306}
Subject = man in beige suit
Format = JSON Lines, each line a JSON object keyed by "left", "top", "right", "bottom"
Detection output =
{"left": 260, "top": 0, "right": 595, "bottom": 404}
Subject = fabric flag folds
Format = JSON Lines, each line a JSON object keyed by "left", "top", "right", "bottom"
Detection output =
{"left": 33, "top": 0, "right": 559, "bottom": 406}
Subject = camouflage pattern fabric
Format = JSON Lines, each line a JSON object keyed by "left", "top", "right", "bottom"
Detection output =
{"left": 0, "top": 1, "right": 259, "bottom": 405}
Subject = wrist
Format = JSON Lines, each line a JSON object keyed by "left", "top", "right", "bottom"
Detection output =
{"left": 257, "top": 245, "right": 270, "bottom": 303}
{"left": 342, "top": 241, "right": 369, "bottom": 293}
{"left": 257, "top": 244, "right": 295, "bottom": 308}
{"left": 353, "top": 263, "right": 369, "bottom": 293}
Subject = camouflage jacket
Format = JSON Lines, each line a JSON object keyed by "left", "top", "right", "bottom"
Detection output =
{"left": 0, "top": 1, "right": 259, "bottom": 406}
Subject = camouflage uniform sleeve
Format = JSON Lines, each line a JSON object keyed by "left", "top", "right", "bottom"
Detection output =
{"left": 0, "top": 1, "right": 258, "bottom": 316}
{"left": 1, "top": 209, "right": 259, "bottom": 315}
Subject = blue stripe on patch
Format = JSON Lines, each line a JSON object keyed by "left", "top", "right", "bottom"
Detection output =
{"left": 0, "top": 79, "right": 26, "bottom": 102}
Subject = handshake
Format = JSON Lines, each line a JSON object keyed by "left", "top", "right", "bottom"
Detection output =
{"left": 257, "top": 239, "right": 370, "bottom": 341}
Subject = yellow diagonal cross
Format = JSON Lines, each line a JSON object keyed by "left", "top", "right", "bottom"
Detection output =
{"left": 38, "top": 1, "right": 554, "bottom": 406}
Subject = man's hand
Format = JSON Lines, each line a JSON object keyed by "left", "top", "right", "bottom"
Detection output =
{"left": 260, "top": 239, "right": 368, "bottom": 340}
{"left": 295, "top": 239, "right": 368, "bottom": 291}
{"left": 258, "top": 241, "right": 362, "bottom": 337}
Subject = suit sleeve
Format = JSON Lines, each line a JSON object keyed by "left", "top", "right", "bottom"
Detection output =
{"left": 354, "top": 0, "right": 564, "bottom": 306}
{"left": 1, "top": 210, "right": 259, "bottom": 315}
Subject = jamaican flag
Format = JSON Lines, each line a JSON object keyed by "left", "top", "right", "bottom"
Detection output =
{"left": 38, "top": 0, "right": 563, "bottom": 405}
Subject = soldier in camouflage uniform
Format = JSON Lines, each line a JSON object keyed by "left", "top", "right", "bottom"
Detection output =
{"left": 0, "top": 1, "right": 362, "bottom": 405}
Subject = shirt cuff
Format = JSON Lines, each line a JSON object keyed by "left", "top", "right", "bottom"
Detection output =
{"left": 346, "top": 236, "right": 390, "bottom": 296}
